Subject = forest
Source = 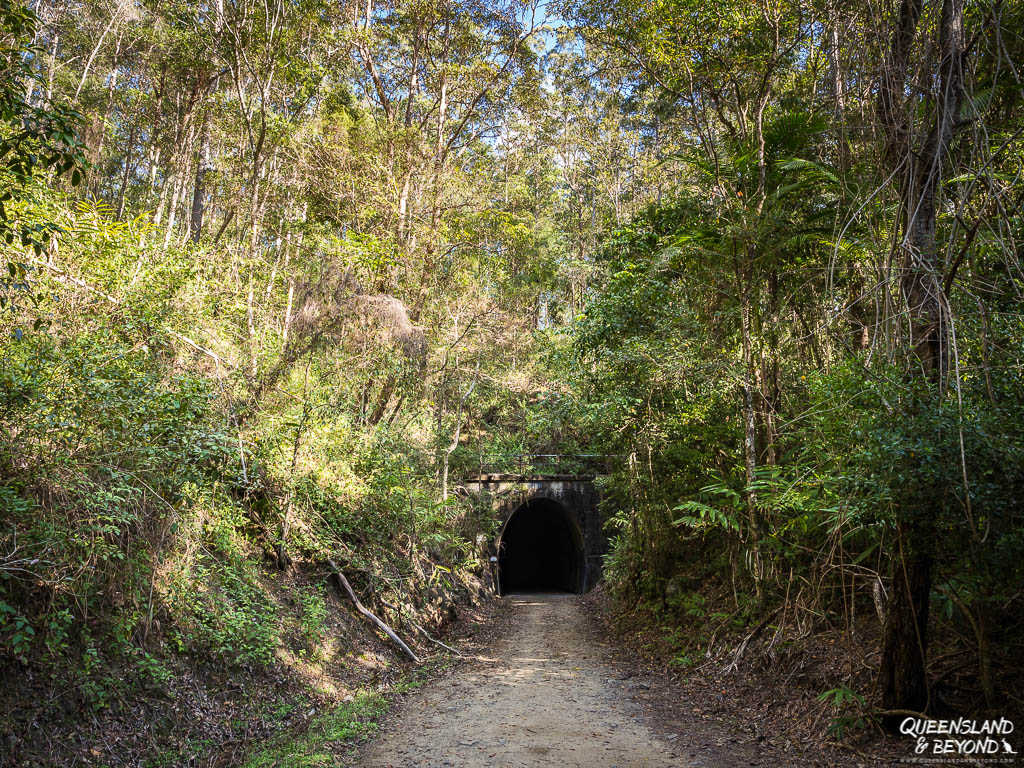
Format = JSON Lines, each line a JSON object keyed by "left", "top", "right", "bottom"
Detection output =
{"left": 1, "top": 0, "right": 1023, "bottom": 764}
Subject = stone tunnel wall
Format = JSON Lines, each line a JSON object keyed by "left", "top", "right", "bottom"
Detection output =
{"left": 461, "top": 476, "right": 607, "bottom": 592}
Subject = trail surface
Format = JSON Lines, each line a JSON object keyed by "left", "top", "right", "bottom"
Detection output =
{"left": 356, "top": 594, "right": 687, "bottom": 767}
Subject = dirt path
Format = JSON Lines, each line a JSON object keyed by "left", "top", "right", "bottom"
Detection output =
{"left": 356, "top": 594, "right": 688, "bottom": 767}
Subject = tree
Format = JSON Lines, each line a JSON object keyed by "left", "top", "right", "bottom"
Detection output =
{"left": 0, "top": 0, "right": 85, "bottom": 314}
{"left": 875, "top": 0, "right": 969, "bottom": 716}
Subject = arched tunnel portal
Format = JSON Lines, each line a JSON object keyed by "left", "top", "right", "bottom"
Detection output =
{"left": 497, "top": 497, "right": 585, "bottom": 595}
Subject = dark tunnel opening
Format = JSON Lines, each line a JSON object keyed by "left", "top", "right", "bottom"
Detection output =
{"left": 498, "top": 498, "right": 584, "bottom": 595}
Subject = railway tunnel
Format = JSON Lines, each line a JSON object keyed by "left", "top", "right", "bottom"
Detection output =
{"left": 497, "top": 497, "right": 585, "bottom": 594}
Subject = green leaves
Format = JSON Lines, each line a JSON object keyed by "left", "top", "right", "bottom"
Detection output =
{"left": 818, "top": 685, "right": 870, "bottom": 741}
{"left": 0, "top": 1, "right": 87, "bottom": 320}
{"left": 673, "top": 500, "right": 741, "bottom": 533}
{"left": 0, "top": 602, "right": 35, "bottom": 664}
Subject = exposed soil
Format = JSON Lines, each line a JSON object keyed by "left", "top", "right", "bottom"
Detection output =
{"left": 356, "top": 593, "right": 743, "bottom": 767}
{"left": 352, "top": 590, "right": 993, "bottom": 768}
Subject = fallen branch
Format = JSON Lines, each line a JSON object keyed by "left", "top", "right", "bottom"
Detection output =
{"left": 876, "top": 708, "right": 934, "bottom": 720}
{"left": 410, "top": 621, "right": 463, "bottom": 657}
{"left": 375, "top": 595, "right": 465, "bottom": 658}
{"left": 328, "top": 558, "right": 420, "bottom": 663}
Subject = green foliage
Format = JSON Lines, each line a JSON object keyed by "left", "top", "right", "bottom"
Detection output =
{"left": 817, "top": 685, "right": 870, "bottom": 741}
{"left": 555, "top": 2, "right": 1024, "bottom": 716}
{"left": 0, "top": 134, "right": 502, "bottom": 767}
{"left": 164, "top": 554, "right": 280, "bottom": 667}
{"left": 299, "top": 588, "right": 328, "bottom": 653}
{"left": 670, "top": 591, "right": 706, "bottom": 618}
{"left": 674, "top": 498, "right": 742, "bottom": 535}
{"left": 243, "top": 691, "right": 389, "bottom": 768}
{"left": 1, "top": 0, "right": 1021, "bottom": 758}
{"left": 0, "top": 0, "right": 86, "bottom": 318}
{"left": 0, "top": 601, "right": 34, "bottom": 663}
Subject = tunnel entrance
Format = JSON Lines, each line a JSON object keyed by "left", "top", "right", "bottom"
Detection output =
{"left": 498, "top": 498, "right": 584, "bottom": 595}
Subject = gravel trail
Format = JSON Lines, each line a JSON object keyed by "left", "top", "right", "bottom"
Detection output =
{"left": 356, "top": 594, "right": 687, "bottom": 767}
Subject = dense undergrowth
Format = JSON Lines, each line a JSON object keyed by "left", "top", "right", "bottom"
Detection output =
{"left": 547, "top": 0, "right": 1024, "bottom": 731}
{"left": 562, "top": 189, "right": 1024, "bottom": 730}
{"left": 0, "top": 194, "right": 499, "bottom": 766}
{"left": 3, "top": 0, "right": 1024, "bottom": 762}
{"left": 0, "top": 0, "right": 561, "bottom": 761}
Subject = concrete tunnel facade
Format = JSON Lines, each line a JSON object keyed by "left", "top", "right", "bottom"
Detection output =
{"left": 461, "top": 477, "right": 607, "bottom": 595}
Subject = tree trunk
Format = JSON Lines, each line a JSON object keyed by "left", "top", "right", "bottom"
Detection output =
{"left": 880, "top": 523, "right": 933, "bottom": 718}
{"left": 116, "top": 122, "right": 136, "bottom": 219}
{"left": 145, "top": 71, "right": 164, "bottom": 209}
{"left": 877, "top": 0, "right": 966, "bottom": 717}
{"left": 189, "top": 88, "right": 215, "bottom": 243}
{"left": 738, "top": 254, "right": 765, "bottom": 610}
{"left": 442, "top": 374, "right": 477, "bottom": 501}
